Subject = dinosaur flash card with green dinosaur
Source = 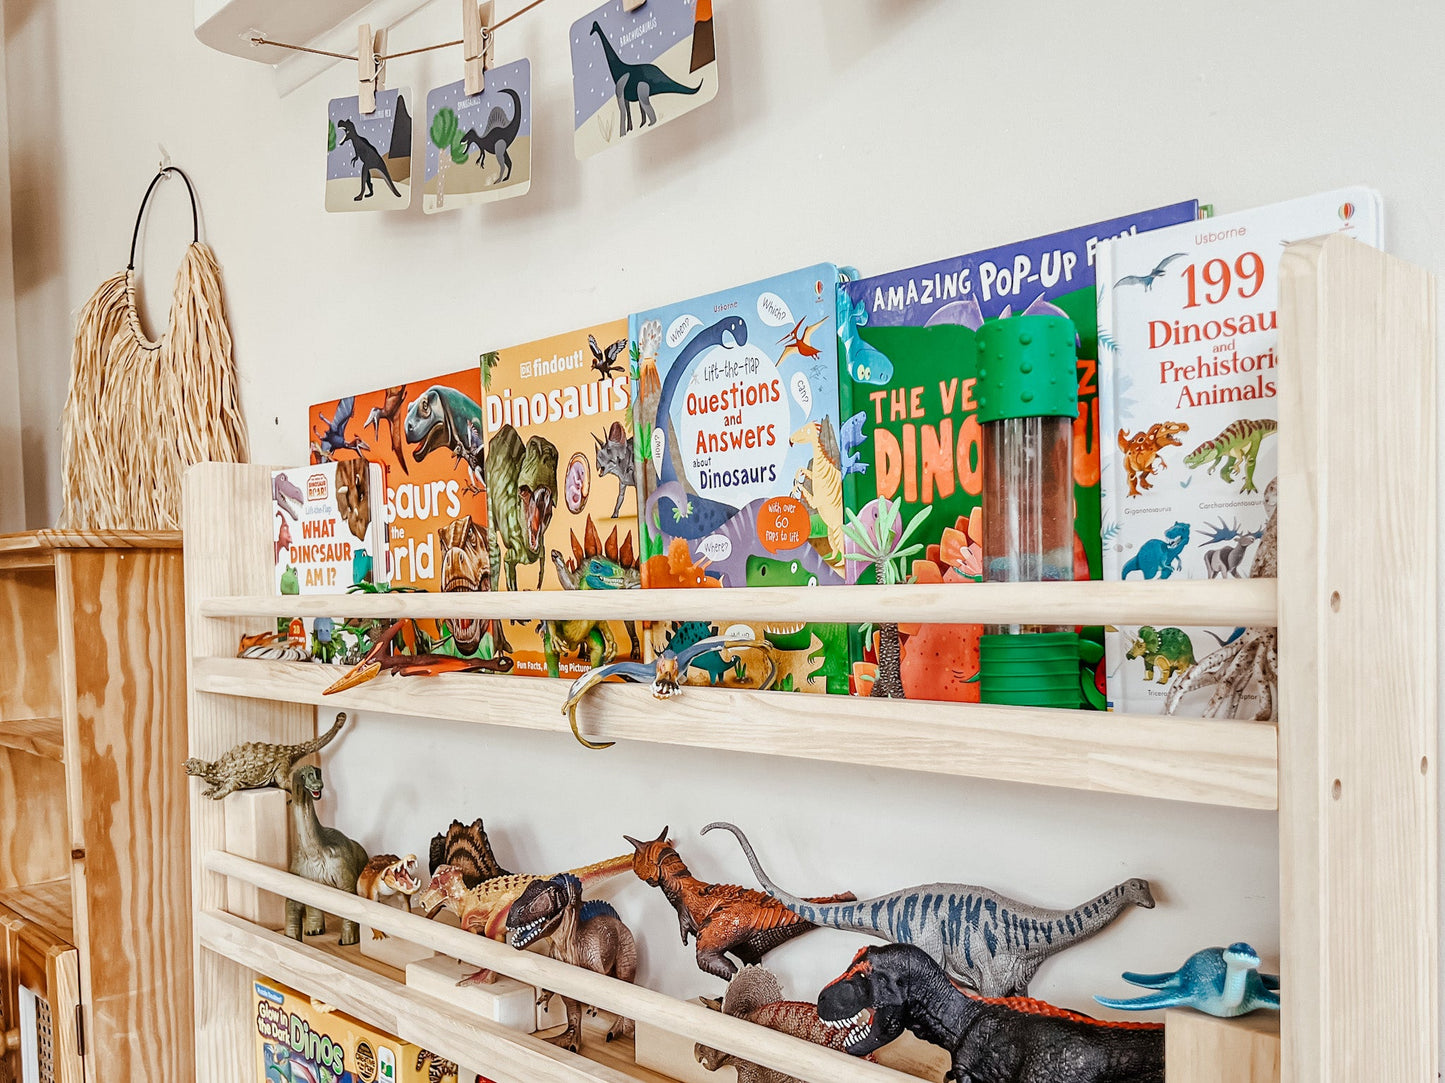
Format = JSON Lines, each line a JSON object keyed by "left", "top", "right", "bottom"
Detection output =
{"left": 1097, "top": 186, "right": 1382, "bottom": 714}
{"left": 308, "top": 368, "right": 488, "bottom": 604}
{"left": 424, "top": 63, "right": 532, "bottom": 214}
{"left": 326, "top": 87, "right": 414, "bottom": 212}
{"left": 569, "top": 0, "right": 717, "bottom": 160}
{"left": 481, "top": 320, "right": 642, "bottom": 680}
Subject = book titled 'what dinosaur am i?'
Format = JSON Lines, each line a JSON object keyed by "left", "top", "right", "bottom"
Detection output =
{"left": 631, "top": 264, "right": 849, "bottom": 694}
{"left": 481, "top": 321, "right": 642, "bottom": 679}
{"left": 271, "top": 461, "right": 388, "bottom": 595}
{"left": 1097, "top": 186, "right": 1382, "bottom": 715}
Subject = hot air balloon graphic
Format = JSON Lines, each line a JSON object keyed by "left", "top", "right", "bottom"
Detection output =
{"left": 1339, "top": 201, "right": 1356, "bottom": 223}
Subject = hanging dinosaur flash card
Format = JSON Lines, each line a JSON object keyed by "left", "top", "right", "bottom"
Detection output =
{"left": 423, "top": 62, "right": 533, "bottom": 214}
{"left": 569, "top": 0, "right": 718, "bottom": 160}
{"left": 326, "top": 87, "right": 414, "bottom": 212}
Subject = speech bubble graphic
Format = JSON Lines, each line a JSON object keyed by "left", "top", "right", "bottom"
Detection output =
{"left": 757, "top": 292, "right": 794, "bottom": 327}
{"left": 650, "top": 428, "right": 666, "bottom": 471}
{"left": 666, "top": 314, "right": 703, "bottom": 349}
{"left": 722, "top": 624, "right": 756, "bottom": 641}
{"left": 697, "top": 534, "right": 732, "bottom": 562}
{"left": 790, "top": 372, "right": 813, "bottom": 414}
{"left": 756, "top": 496, "right": 812, "bottom": 555}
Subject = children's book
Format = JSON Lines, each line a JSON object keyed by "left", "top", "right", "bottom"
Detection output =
{"left": 838, "top": 201, "right": 1200, "bottom": 701}
{"left": 569, "top": 0, "right": 718, "bottom": 160}
{"left": 423, "top": 64, "right": 533, "bottom": 213}
{"left": 1097, "top": 186, "right": 1382, "bottom": 715}
{"left": 630, "top": 264, "right": 850, "bottom": 693}
{"left": 481, "top": 320, "right": 643, "bottom": 679}
{"left": 271, "top": 461, "right": 387, "bottom": 595}
{"left": 326, "top": 88, "right": 413, "bottom": 212}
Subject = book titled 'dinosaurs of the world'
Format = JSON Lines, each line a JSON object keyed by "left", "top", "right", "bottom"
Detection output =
{"left": 1096, "top": 186, "right": 1382, "bottom": 715}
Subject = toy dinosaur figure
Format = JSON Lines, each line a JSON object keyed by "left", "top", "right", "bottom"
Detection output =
{"left": 588, "top": 20, "right": 701, "bottom": 138}
{"left": 460, "top": 87, "right": 523, "bottom": 184}
{"left": 836, "top": 288, "right": 893, "bottom": 386}
{"left": 563, "top": 637, "right": 777, "bottom": 749}
{"left": 416, "top": 853, "right": 633, "bottom": 945}
{"left": 694, "top": 965, "right": 876, "bottom": 1083}
{"left": 589, "top": 336, "right": 627, "bottom": 382}
{"left": 1197, "top": 518, "right": 1261, "bottom": 579}
{"left": 1121, "top": 522, "right": 1189, "bottom": 580}
{"left": 429, "top": 818, "right": 511, "bottom": 887}
{"left": 1117, "top": 422, "right": 1189, "bottom": 498}
{"left": 313, "top": 396, "right": 369, "bottom": 460}
{"left": 819, "top": 944, "right": 1164, "bottom": 1083}
{"left": 1113, "top": 252, "right": 1187, "bottom": 292}
{"left": 1096, "top": 943, "right": 1280, "bottom": 1018}
{"left": 1184, "top": 419, "right": 1278, "bottom": 495}
{"left": 287, "top": 765, "right": 369, "bottom": 947}
{"left": 624, "top": 827, "right": 854, "bottom": 981}
{"left": 406, "top": 384, "right": 488, "bottom": 485}
{"left": 644, "top": 315, "right": 748, "bottom": 539}
{"left": 322, "top": 618, "right": 512, "bottom": 694}
{"left": 1125, "top": 626, "right": 1196, "bottom": 685}
{"left": 487, "top": 424, "right": 558, "bottom": 590}
{"left": 593, "top": 421, "right": 636, "bottom": 518}
{"left": 365, "top": 385, "right": 410, "bottom": 475}
{"left": 506, "top": 872, "right": 638, "bottom": 1051}
{"left": 185, "top": 712, "right": 347, "bottom": 800}
{"left": 336, "top": 119, "right": 401, "bottom": 201}
{"left": 788, "top": 420, "right": 844, "bottom": 560}
{"left": 357, "top": 854, "right": 423, "bottom": 940}
{"left": 708, "top": 821, "right": 1155, "bottom": 998}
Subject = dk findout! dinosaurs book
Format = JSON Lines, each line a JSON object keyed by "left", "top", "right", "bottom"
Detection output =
{"left": 326, "top": 87, "right": 414, "bottom": 213}
{"left": 481, "top": 320, "right": 643, "bottom": 680}
{"left": 1097, "top": 187, "right": 1382, "bottom": 715}
{"left": 837, "top": 202, "right": 1199, "bottom": 702}
{"left": 630, "top": 264, "right": 850, "bottom": 694}
{"left": 424, "top": 63, "right": 533, "bottom": 214}
{"left": 569, "top": 0, "right": 718, "bottom": 160}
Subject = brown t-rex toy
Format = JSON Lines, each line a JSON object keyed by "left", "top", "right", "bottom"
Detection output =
{"left": 625, "top": 827, "right": 855, "bottom": 981}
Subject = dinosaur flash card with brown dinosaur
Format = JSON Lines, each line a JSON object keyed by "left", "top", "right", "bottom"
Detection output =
{"left": 326, "top": 87, "right": 414, "bottom": 212}
{"left": 569, "top": 0, "right": 717, "bottom": 160}
{"left": 423, "top": 63, "right": 532, "bottom": 214}
{"left": 481, "top": 320, "right": 642, "bottom": 679}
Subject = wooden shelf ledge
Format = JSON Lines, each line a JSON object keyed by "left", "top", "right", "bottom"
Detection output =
{"left": 0, "top": 716, "right": 64, "bottom": 759}
{"left": 0, "top": 529, "right": 182, "bottom": 553}
{"left": 200, "top": 852, "right": 907, "bottom": 1083}
{"left": 198, "top": 579, "right": 1279, "bottom": 628}
{"left": 192, "top": 658, "right": 1277, "bottom": 810}
{"left": 0, "top": 877, "right": 74, "bottom": 943}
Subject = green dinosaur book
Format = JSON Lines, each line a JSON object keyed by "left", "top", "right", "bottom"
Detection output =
{"left": 481, "top": 320, "right": 643, "bottom": 679}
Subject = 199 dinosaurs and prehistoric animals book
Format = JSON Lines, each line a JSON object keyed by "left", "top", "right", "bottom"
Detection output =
{"left": 1097, "top": 187, "right": 1382, "bottom": 715}
{"left": 838, "top": 202, "right": 1200, "bottom": 701}
{"left": 630, "top": 264, "right": 850, "bottom": 694}
{"left": 481, "top": 321, "right": 642, "bottom": 680}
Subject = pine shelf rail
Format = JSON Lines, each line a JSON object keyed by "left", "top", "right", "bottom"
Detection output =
{"left": 185, "top": 236, "right": 1439, "bottom": 1082}
{"left": 193, "top": 657, "right": 1278, "bottom": 809}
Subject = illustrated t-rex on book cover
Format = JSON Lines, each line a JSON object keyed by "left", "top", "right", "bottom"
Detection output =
{"left": 481, "top": 321, "right": 642, "bottom": 679}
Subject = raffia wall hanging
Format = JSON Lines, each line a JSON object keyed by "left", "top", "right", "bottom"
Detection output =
{"left": 61, "top": 166, "right": 248, "bottom": 530}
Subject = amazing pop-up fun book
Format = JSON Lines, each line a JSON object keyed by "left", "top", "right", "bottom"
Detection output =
{"left": 1097, "top": 187, "right": 1381, "bottom": 716}
{"left": 838, "top": 201, "right": 1200, "bottom": 701}
{"left": 631, "top": 264, "right": 849, "bottom": 693}
{"left": 481, "top": 320, "right": 643, "bottom": 679}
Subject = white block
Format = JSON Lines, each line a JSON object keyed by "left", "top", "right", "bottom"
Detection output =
{"left": 358, "top": 922, "right": 436, "bottom": 969}
{"left": 223, "top": 789, "right": 288, "bottom": 928}
{"left": 636, "top": 997, "right": 736, "bottom": 1083}
{"left": 406, "top": 956, "right": 539, "bottom": 1033}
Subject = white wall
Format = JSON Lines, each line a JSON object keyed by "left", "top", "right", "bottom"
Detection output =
{"left": 7, "top": 0, "right": 1444, "bottom": 1029}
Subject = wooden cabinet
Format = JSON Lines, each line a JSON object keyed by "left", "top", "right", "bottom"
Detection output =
{"left": 0, "top": 532, "right": 191, "bottom": 1082}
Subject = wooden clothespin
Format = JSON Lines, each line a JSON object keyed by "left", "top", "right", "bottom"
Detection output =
{"left": 623, "top": 0, "right": 646, "bottom": 11}
{"left": 462, "top": 0, "right": 495, "bottom": 97}
{"left": 357, "top": 24, "right": 387, "bottom": 114}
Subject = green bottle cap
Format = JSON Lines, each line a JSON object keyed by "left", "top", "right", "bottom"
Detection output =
{"left": 979, "top": 631, "right": 1084, "bottom": 709}
{"left": 974, "top": 314, "right": 1078, "bottom": 423}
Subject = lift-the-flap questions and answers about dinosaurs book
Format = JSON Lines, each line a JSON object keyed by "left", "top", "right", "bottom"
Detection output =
{"left": 570, "top": 0, "right": 717, "bottom": 160}
{"left": 424, "top": 62, "right": 533, "bottom": 214}
{"left": 327, "top": 86, "right": 414, "bottom": 212}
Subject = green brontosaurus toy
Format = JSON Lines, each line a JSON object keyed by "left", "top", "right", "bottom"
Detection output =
{"left": 487, "top": 424, "right": 559, "bottom": 590}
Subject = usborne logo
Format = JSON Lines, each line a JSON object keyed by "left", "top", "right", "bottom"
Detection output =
{"left": 306, "top": 472, "right": 330, "bottom": 501}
